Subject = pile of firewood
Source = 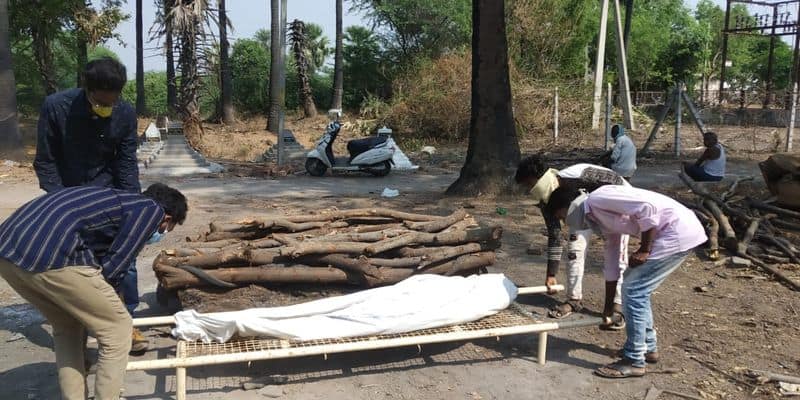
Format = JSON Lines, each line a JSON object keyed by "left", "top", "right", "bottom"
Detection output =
{"left": 153, "top": 208, "right": 502, "bottom": 290}
{"left": 679, "top": 172, "right": 800, "bottom": 291}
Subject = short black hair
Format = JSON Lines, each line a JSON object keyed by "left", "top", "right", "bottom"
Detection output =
{"left": 704, "top": 131, "right": 718, "bottom": 144}
{"left": 143, "top": 183, "right": 188, "bottom": 224}
{"left": 83, "top": 57, "right": 127, "bottom": 92}
{"left": 515, "top": 154, "right": 548, "bottom": 183}
{"left": 542, "top": 186, "right": 582, "bottom": 215}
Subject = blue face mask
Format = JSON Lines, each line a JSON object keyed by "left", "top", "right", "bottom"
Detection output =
{"left": 146, "top": 230, "right": 164, "bottom": 245}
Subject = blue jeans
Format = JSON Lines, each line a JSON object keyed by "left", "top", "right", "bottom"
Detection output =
{"left": 118, "top": 261, "right": 139, "bottom": 316}
{"left": 621, "top": 251, "right": 689, "bottom": 367}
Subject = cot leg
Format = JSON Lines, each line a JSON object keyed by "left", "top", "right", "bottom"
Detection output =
{"left": 537, "top": 332, "right": 548, "bottom": 365}
{"left": 176, "top": 367, "right": 186, "bottom": 400}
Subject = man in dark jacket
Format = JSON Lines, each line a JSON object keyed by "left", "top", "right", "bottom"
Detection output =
{"left": 33, "top": 57, "right": 147, "bottom": 351}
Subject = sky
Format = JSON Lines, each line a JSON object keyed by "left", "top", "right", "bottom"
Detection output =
{"left": 106, "top": 0, "right": 780, "bottom": 77}
{"left": 106, "top": 0, "right": 369, "bottom": 76}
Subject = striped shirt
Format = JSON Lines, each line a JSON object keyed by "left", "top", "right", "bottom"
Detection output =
{"left": 0, "top": 186, "right": 163, "bottom": 284}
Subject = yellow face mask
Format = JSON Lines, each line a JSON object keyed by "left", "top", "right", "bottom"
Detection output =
{"left": 88, "top": 92, "right": 114, "bottom": 118}
{"left": 91, "top": 104, "right": 113, "bottom": 118}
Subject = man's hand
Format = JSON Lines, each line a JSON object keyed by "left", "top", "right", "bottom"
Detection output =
{"left": 545, "top": 275, "right": 558, "bottom": 294}
{"left": 630, "top": 250, "right": 650, "bottom": 267}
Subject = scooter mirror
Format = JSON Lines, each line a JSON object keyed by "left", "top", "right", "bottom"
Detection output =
{"left": 327, "top": 109, "right": 342, "bottom": 121}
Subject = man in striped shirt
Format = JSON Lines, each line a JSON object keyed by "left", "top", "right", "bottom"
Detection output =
{"left": 0, "top": 183, "right": 187, "bottom": 400}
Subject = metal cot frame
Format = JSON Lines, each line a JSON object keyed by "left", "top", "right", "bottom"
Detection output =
{"left": 126, "top": 285, "right": 601, "bottom": 400}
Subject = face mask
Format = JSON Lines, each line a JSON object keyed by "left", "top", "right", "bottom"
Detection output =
{"left": 92, "top": 104, "right": 113, "bottom": 118}
{"left": 146, "top": 230, "right": 164, "bottom": 245}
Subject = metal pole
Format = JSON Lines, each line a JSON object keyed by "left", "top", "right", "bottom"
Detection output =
{"left": 675, "top": 83, "right": 683, "bottom": 157}
{"left": 591, "top": 0, "right": 610, "bottom": 131}
{"left": 612, "top": 0, "right": 635, "bottom": 130}
{"left": 553, "top": 87, "right": 559, "bottom": 144}
{"left": 788, "top": 82, "right": 797, "bottom": 152}
{"left": 719, "top": 0, "right": 732, "bottom": 104}
{"left": 605, "top": 82, "right": 612, "bottom": 151}
{"left": 764, "top": 5, "right": 778, "bottom": 109}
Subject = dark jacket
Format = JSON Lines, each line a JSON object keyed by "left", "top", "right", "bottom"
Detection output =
{"left": 34, "top": 88, "right": 140, "bottom": 193}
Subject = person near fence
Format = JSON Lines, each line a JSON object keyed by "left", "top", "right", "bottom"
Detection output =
{"left": 546, "top": 184, "right": 706, "bottom": 378}
{"left": 683, "top": 131, "right": 726, "bottom": 182}
{"left": 515, "top": 155, "right": 629, "bottom": 330}
{"left": 32, "top": 57, "right": 150, "bottom": 352}
{"left": 0, "top": 184, "right": 187, "bottom": 400}
{"left": 600, "top": 124, "right": 637, "bottom": 179}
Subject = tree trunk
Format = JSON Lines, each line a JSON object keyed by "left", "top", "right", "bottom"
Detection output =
{"left": 330, "top": 0, "right": 343, "bottom": 110}
{"left": 267, "top": 0, "right": 282, "bottom": 131}
{"left": 135, "top": 0, "right": 146, "bottom": 115}
{"left": 446, "top": 0, "right": 520, "bottom": 196}
{"left": 31, "top": 25, "right": 57, "bottom": 95}
{"left": 0, "top": 0, "right": 21, "bottom": 156}
{"left": 76, "top": 37, "right": 87, "bottom": 87}
{"left": 291, "top": 20, "right": 317, "bottom": 118}
{"left": 218, "top": 0, "right": 234, "bottom": 124}
{"left": 165, "top": 0, "right": 177, "bottom": 115}
{"left": 177, "top": 6, "right": 202, "bottom": 147}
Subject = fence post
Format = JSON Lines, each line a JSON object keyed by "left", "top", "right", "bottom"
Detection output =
{"left": 553, "top": 87, "right": 559, "bottom": 145}
{"left": 675, "top": 83, "right": 683, "bottom": 157}
{"left": 605, "top": 82, "right": 612, "bottom": 151}
{"left": 788, "top": 82, "right": 797, "bottom": 152}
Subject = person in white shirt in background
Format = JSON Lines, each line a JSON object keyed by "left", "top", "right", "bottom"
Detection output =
{"left": 546, "top": 184, "right": 707, "bottom": 378}
{"left": 683, "top": 131, "right": 726, "bottom": 182}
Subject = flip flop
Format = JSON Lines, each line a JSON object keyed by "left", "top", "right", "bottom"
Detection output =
{"left": 547, "top": 300, "right": 582, "bottom": 319}
{"left": 613, "top": 349, "right": 660, "bottom": 364}
{"left": 594, "top": 358, "right": 646, "bottom": 379}
{"left": 599, "top": 311, "right": 626, "bottom": 331}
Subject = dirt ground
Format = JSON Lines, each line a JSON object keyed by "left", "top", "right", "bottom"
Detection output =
{"left": 0, "top": 117, "right": 798, "bottom": 400}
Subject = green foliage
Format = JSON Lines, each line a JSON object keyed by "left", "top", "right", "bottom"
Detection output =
{"left": 121, "top": 71, "right": 168, "bottom": 116}
{"left": 350, "top": 0, "right": 471, "bottom": 65}
{"left": 343, "top": 26, "right": 387, "bottom": 109}
{"left": 230, "top": 38, "right": 270, "bottom": 114}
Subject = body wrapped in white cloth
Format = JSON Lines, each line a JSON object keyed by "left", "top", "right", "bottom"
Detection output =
{"left": 173, "top": 274, "right": 518, "bottom": 343}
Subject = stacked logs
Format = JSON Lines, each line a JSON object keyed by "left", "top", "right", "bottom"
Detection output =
{"left": 679, "top": 172, "right": 800, "bottom": 291}
{"left": 152, "top": 208, "right": 503, "bottom": 290}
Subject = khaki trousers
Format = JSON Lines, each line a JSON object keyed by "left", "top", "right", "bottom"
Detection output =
{"left": 0, "top": 259, "right": 132, "bottom": 400}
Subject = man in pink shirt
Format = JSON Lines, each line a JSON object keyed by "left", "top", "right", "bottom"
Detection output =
{"left": 547, "top": 184, "right": 707, "bottom": 378}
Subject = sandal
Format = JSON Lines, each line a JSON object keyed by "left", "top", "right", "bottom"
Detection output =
{"left": 599, "top": 311, "right": 626, "bottom": 331}
{"left": 613, "top": 349, "right": 659, "bottom": 364}
{"left": 547, "top": 300, "right": 582, "bottom": 319}
{"left": 594, "top": 358, "right": 646, "bottom": 379}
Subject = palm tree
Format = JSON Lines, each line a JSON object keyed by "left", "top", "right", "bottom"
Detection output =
{"left": 218, "top": 0, "right": 234, "bottom": 123}
{"left": 135, "top": 0, "right": 145, "bottom": 114}
{"left": 446, "top": 0, "right": 520, "bottom": 195}
{"left": 304, "top": 22, "right": 330, "bottom": 74}
{"left": 0, "top": 0, "right": 21, "bottom": 156}
{"left": 289, "top": 19, "right": 317, "bottom": 118}
{"left": 330, "top": 0, "right": 343, "bottom": 110}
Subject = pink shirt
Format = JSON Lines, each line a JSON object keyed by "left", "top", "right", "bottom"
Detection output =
{"left": 584, "top": 185, "right": 707, "bottom": 260}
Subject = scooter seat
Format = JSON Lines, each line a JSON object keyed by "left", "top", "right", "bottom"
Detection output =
{"left": 347, "top": 136, "right": 387, "bottom": 159}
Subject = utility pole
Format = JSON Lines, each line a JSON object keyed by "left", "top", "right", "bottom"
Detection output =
{"left": 591, "top": 0, "right": 610, "bottom": 131}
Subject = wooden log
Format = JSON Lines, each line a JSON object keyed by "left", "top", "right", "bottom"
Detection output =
{"left": 759, "top": 235, "right": 800, "bottom": 263}
{"left": 209, "top": 221, "right": 261, "bottom": 233}
{"left": 365, "top": 226, "right": 503, "bottom": 255}
{"left": 748, "top": 198, "right": 800, "bottom": 220}
{"left": 153, "top": 263, "right": 361, "bottom": 290}
{"left": 703, "top": 199, "right": 737, "bottom": 250}
{"left": 737, "top": 217, "right": 761, "bottom": 255}
{"left": 297, "top": 254, "right": 384, "bottom": 283}
{"left": 307, "top": 229, "right": 407, "bottom": 243}
{"left": 770, "top": 218, "right": 800, "bottom": 232}
{"left": 185, "top": 238, "right": 241, "bottom": 248}
{"left": 194, "top": 230, "right": 270, "bottom": 242}
{"left": 679, "top": 172, "right": 748, "bottom": 219}
{"left": 404, "top": 209, "right": 468, "bottom": 233}
{"left": 280, "top": 241, "right": 372, "bottom": 257}
{"left": 747, "top": 369, "right": 800, "bottom": 385}
{"left": 696, "top": 204, "right": 719, "bottom": 260}
{"left": 721, "top": 176, "right": 753, "bottom": 201}
{"left": 421, "top": 251, "right": 496, "bottom": 276}
{"left": 733, "top": 252, "right": 800, "bottom": 291}
{"left": 283, "top": 208, "right": 440, "bottom": 223}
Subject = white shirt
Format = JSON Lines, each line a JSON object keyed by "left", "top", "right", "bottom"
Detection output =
{"left": 583, "top": 185, "right": 707, "bottom": 259}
